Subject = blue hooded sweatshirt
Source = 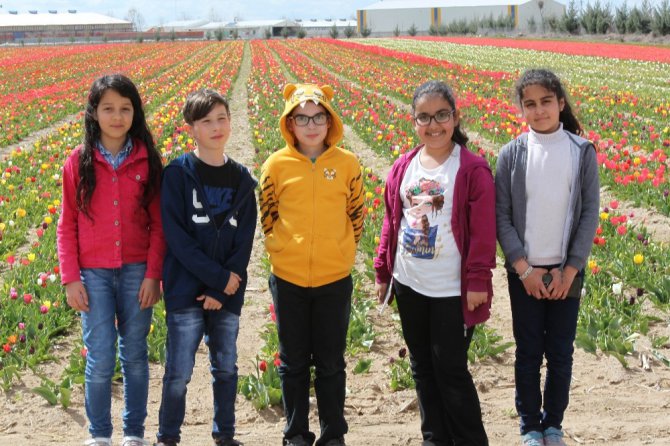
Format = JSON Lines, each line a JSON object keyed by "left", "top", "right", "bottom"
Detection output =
{"left": 161, "top": 153, "right": 258, "bottom": 315}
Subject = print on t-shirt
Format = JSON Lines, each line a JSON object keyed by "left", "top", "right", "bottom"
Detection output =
{"left": 402, "top": 178, "right": 445, "bottom": 259}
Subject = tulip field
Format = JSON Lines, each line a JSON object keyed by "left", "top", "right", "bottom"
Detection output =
{"left": 1, "top": 37, "right": 670, "bottom": 443}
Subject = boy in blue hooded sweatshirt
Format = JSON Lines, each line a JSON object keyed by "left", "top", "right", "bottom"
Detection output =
{"left": 155, "top": 89, "right": 257, "bottom": 446}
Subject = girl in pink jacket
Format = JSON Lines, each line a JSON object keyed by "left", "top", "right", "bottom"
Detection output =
{"left": 57, "top": 74, "right": 165, "bottom": 446}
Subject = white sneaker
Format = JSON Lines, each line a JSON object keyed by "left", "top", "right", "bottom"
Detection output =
{"left": 84, "top": 439, "right": 112, "bottom": 446}
{"left": 121, "top": 437, "right": 149, "bottom": 446}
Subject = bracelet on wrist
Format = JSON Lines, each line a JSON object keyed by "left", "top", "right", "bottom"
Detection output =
{"left": 519, "top": 265, "right": 534, "bottom": 281}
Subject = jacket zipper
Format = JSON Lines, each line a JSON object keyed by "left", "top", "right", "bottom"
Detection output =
{"left": 309, "top": 161, "right": 316, "bottom": 287}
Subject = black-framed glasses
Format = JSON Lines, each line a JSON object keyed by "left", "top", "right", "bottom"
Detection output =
{"left": 289, "top": 112, "right": 329, "bottom": 127}
{"left": 414, "top": 109, "right": 455, "bottom": 126}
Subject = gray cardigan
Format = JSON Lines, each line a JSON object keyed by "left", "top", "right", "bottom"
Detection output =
{"left": 495, "top": 131, "right": 600, "bottom": 272}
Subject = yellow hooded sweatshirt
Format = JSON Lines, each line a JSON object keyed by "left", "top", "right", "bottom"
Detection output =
{"left": 259, "top": 83, "right": 365, "bottom": 287}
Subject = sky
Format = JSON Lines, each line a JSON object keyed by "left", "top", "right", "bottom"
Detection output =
{"left": 0, "top": 0, "right": 374, "bottom": 28}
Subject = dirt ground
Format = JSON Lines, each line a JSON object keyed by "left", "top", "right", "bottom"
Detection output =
{"left": 2, "top": 45, "right": 670, "bottom": 446}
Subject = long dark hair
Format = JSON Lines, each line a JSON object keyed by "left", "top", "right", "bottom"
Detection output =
{"left": 77, "top": 74, "right": 162, "bottom": 217}
{"left": 515, "top": 68, "right": 583, "bottom": 136}
{"left": 412, "top": 80, "right": 469, "bottom": 147}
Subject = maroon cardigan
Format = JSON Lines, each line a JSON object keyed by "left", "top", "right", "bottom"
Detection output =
{"left": 373, "top": 144, "right": 496, "bottom": 327}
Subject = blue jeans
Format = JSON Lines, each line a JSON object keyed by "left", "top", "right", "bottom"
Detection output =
{"left": 157, "top": 306, "right": 240, "bottom": 443}
{"left": 269, "top": 274, "right": 352, "bottom": 446}
{"left": 394, "top": 280, "right": 488, "bottom": 446}
{"left": 80, "top": 263, "right": 152, "bottom": 439}
{"left": 508, "top": 272, "right": 581, "bottom": 435}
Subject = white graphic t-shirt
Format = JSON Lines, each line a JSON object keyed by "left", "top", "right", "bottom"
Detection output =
{"left": 393, "top": 145, "right": 462, "bottom": 297}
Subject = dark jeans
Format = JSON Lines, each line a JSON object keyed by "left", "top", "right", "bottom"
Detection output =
{"left": 508, "top": 273, "right": 580, "bottom": 435}
{"left": 394, "top": 281, "right": 489, "bottom": 446}
{"left": 269, "top": 274, "right": 352, "bottom": 446}
{"left": 157, "top": 306, "right": 240, "bottom": 443}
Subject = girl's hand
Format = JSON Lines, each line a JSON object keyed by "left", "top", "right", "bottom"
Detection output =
{"left": 197, "top": 295, "right": 223, "bottom": 310}
{"left": 549, "top": 266, "right": 578, "bottom": 300}
{"left": 545, "top": 268, "right": 564, "bottom": 299}
{"left": 466, "top": 291, "right": 487, "bottom": 311}
{"left": 138, "top": 278, "right": 161, "bottom": 309}
{"left": 375, "top": 282, "right": 388, "bottom": 304}
{"left": 65, "top": 281, "right": 89, "bottom": 312}
{"left": 521, "top": 267, "right": 549, "bottom": 299}
{"left": 224, "top": 272, "right": 241, "bottom": 295}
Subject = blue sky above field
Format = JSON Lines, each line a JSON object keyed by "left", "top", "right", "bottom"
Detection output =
{"left": 0, "top": 0, "right": 651, "bottom": 29}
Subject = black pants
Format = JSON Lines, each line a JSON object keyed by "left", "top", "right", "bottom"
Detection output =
{"left": 269, "top": 274, "right": 352, "bottom": 446}
{"left": 395, "top": 280, "right": 489, "bottom": 446}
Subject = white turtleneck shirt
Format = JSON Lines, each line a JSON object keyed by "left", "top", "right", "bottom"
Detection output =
{"left": 524, "top": 123, "right": 572, "bottom": 266}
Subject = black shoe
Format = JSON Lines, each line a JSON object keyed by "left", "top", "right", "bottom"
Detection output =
{"left": 323, "top": 438, "right": 345, "bottom": 446}
{"left": 284, "top": 436, "right": 309, "bottom": 446}
{"left": 215, "top": 438, "right": 243, "bottom": 446}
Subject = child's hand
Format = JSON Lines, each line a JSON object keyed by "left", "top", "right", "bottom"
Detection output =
{"left": 138, "top": 278, "right": 161, "bottom": 309}
{"left": 521, "top": 267, "right": 549, "bottom": 299}
{"left": 548, "top": 266, "right": 577, "bottom": 300}
{"left": 375, "top": 282, "right": 388, "bottom": 304}
{"left": 224, "top": 272, "right": 241, "bottom": 295}
{"left": 197, "top": 294, "right": 223, "bottom": 310}
{"left": 466, "top": 291, "right": 488, "bottom": 311}
{"left": 65, "top": 281, "right": 89, "bottom": 312}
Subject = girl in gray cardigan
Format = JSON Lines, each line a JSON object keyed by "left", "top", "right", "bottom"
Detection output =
{"left": 495, "top": 69, "right": 599, "bottom": 446}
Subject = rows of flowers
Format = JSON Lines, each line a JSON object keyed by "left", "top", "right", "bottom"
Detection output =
{"left": 411, "top": 36, "right": 670, "bottom": 64}
{"left": 0, "top": 42, "right": 215, "bottom": 146}
{"left": 0, "top": 41, "right": 244, "bottom": 396}
{"left": 0, "top": 43, "right": 238, "bottom": 260}
{"left": 280, "top": 38, "right": 670, "bottom": 221}
{"left": 1, "top": 37, "right": 668, "bottom": 407}
{"left": 266, "top": 38, "right": 669, "bottom": 366}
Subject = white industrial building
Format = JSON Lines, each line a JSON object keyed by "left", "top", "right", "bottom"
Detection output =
{"left": 200, "top": 19, "right": 298, "bottom": 38}
{"left": 297, "top": 19, "right": 359, "bottom": 37}
{"left": 357, "top": 0, "right": 566, "bottom": 34}
{"left": 0, "top": 10, "right": 132, "bottom": 42}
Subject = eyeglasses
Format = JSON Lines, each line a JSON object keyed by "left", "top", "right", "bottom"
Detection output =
{"left": 289, "top": 112, "right": 329, "bottom": 127}
{"left": 414, "top": 109, "right": 455, "bottom": 127}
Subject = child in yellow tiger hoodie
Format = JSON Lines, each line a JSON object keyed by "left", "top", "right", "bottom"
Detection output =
{"left": 259, "top": 84, "right": 364, "bottom": 446}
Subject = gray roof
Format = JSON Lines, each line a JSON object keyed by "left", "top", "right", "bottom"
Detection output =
{"left": 161, "top": 19, "right": 209, "bottom": 29}
{"left": 0, "top": 11, "right": 130, "bottom": 27}
{"left": 200, "top": 19, "right": 297, "bottom": 29}
{"left": 299, "top": 19, "right": 357, "bottom": 28}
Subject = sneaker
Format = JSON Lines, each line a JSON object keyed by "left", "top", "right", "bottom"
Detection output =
{"left": 323, "top": 438, "right": 345, "bottom": 446}
{"left": 543, "top": 427, "right": 567, "bottom": 446}
{"left": 521, "top": 431, "right": 545, "bottom": 446}
{"left": 215, "top": 438, "right": 243, "bottom": 446}
{"left": 284, "top": 436, "right": 309, "bottom": 446}
{"left": 84, "top": 439, "right": 112, "bottom": 446}
{"left": 122, "top": 437, "right": 149, "bottom": 446}
{"left": 153, "top": 441, "right": 178, "bottom": 446}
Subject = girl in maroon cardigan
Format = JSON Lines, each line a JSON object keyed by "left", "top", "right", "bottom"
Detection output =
{"left": 374, "top": 80, "right": 496, "bottom": 446}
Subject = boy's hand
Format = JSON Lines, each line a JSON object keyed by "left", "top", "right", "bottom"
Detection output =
{"left": 224, "top": 272, "right": 241, "bottom": 295}
{"left": 138, "top": 278, "right": 161, "bottom": 309}
{"left": 197, "top": 294, "right": 223, "bottom": 310}
{"left": 65, "top": 281, "right": 89, "bottom": 312}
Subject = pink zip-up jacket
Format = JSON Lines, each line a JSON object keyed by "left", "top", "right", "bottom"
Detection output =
{"left": 57, "top": 139, "right": 165, "bottom": 284}
{"left": 373, "top": 144, "right": 496, "bottom": 327}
